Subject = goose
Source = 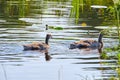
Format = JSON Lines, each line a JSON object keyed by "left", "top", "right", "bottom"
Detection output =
{"left": 69, "top": 32, "right": 103, "bottom": 50}
{"left": 23, "top": 34, "right": 52, "bottom": 51}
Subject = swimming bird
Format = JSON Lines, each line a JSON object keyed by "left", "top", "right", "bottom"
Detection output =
{"left": 45, "top": 24, "right": 48, "bottom": 30}
{"left": 69, "top": 32, "right": 103, "bottom": 50}
{"left": 23, "top": 34, "right": 52, "bottom": 51}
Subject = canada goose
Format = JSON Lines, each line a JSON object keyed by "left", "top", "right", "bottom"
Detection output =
{"left": 23, "top": 34, "right": 52, "bottom": 51}
{"left": 69, "top": 32, "right": 103, "bottom": 50}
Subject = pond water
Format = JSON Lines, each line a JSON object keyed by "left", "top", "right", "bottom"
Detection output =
{"left": 0, "top": 0, "right": 118, "bottom": 80}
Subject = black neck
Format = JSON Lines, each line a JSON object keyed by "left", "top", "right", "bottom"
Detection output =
{"left": 45, "top": 36, "right": 49, "bottom": 45}
{"left": 98, "top": 32, "right": 103, "bottom": 43}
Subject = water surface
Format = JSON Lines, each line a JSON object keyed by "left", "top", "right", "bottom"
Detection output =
{"left": 0, "top": 0, "right": 118, "bottom": 80}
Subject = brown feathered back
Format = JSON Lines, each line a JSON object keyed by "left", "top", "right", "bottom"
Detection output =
{"left": 69, "top": 32, "right": 103, "bottom": 50}
{"left": 23, "top": 34, "right": 52, "bottom": 51}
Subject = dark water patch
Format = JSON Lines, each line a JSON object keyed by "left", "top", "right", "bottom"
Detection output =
{"left": 53, "top": 56, "right": 99, "bottom": 60}
{"left": 0, "top": 56, "right": 21, "bottom": 60}
{"left": 84, "top": 66, "right": 117, "bottom": 71}
{"left": 0, "top": 20, "right": 31, "bottom": 28}
{"left": 0, "top": 53, "right": 19, "bottom": 56}
{"left": 16, "top": 53, "right": 41, "bottom": 58}
{"left": 6, "top": 64, "right": 23, "bottom": 66}
{"left": 98, "top": 74, "right": 117, "bottom": 78}
{"left": 73, "top": 60, "right": 117, "bottom": 64}
{"left": 0, "top": 56, "right": 24, "bottom": 63}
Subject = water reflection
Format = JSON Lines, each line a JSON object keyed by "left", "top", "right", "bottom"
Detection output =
{"left": 0, "top": 0, "right": 118, "bottom": 80}
{"left": 44, "top": 52, "right": 51, "bottom": 61}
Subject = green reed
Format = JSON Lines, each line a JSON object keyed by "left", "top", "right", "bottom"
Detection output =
{"left": 114, "top": 0, "right": 120, "bottom": 44}
{"left": 4, "top": 0, "right": 30, "bottom": 17}
{"left": 70, "top": 0, "right": 84, "bottom": 23}
{"left": 111, "top": 0, "right": 120, "bottom": 44}
{"left": 70, "top": 0, "right": 113, "bottom": 24}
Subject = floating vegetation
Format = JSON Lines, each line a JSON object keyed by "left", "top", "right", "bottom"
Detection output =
{"left": 101, "top": 45, "right": 120, "bottom": 80}
{"left": 100, "top": 45, "right": 120, "bottom": 59}
{"left": 48, "top": 26, "right": 63, "bottom": 30}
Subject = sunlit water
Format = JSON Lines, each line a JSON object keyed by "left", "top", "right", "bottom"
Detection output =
{"left": 0, "top": 0, "right": 118, "bottom": 80}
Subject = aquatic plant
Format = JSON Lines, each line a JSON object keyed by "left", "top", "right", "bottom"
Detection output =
{"left": 113, "top": 0, "right": 120, "bottom": 45}
{"left": 47, "top": 25, "right": 63, "bottom": 30}
{"left": 70, "top": 0, "right": 113, "bottom": 24}
{"left": 2, "top": 0, "right": 31, "bottom": 17}
{"left": 101, "top": 46, "right": 120, "bottom": 80}
{"left": 107, "top": 0, "right": 120, "bottom": 44}
{"left": 100, "top": 45, "right": 120, "bottom": 59}
{"left": 70, "top": 0, "right": 84, "bottom": 23}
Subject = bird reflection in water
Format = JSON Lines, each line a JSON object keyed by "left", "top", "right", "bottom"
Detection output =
{"left": 37, "top": 49, "right": 52, "bottom": 61}
{"left": 76, "top": 47, "right": 103, "bottom": 54}
{"left": 44, "top": 51, "right": 51, "bottom": 61}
